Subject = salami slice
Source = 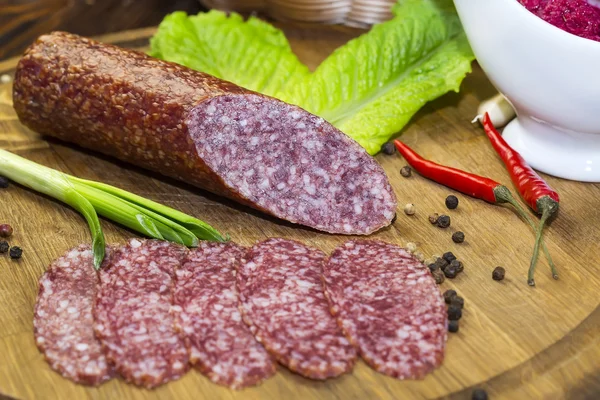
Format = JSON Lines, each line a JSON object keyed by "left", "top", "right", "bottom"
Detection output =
{"left": 94, "top": 239, "right": 189, "bottom": 388}
{"left": 13, "top": 32, "right": 397, "bottom": 235}
{"left": 33, "top": 245, "right": 113, "bottom": 386}
{"left": 237, "top": 238, "right": 356, "bottom": 379}
{"left": 173, "top": 242, "right": 276, "bottom": 389}
{"left": 323, "top": 240, "right": 447, "bottom": 379}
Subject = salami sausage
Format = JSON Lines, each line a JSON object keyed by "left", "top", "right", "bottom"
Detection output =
{"left": 323, "top": 240, "right": 447, "bottom": 379}
{"left": 33, "top": 245, "right": 113, "bottom": 386}
{"left": 237, "top": 238, "right": 356, "bottom": 379}
{"left": 12, "top": 32, "right": 396, "bottom": 235}
{"left": 94, "top": 239, "right": 189, "bottom": 388}
{"left": 173, "top": 242, "right": 276, "bottom": 389}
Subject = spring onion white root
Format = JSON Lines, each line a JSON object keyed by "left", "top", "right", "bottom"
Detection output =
{"left": 0, "top": 149, "right": 227, "bottom": 268}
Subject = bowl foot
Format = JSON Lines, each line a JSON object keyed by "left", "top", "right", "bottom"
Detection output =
{"left": 502, "top": 118, "right": 600, "bottom": 182}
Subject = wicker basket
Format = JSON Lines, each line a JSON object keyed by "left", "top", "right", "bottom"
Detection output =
{"left": 199, "top": 0, "right": 396, "bottom": 26}
{"left": 345, "top": 0, "right": 395, "bottom": 27}
{"left": 199, "top": 0, "right": 266, "bottom": 12}
{"left": 266, "top": 0, "right": 351, "bottom": 24}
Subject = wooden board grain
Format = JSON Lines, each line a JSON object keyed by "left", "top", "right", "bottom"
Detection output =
{"left": 0, "top": 27, "right": 599, "bottom": 400}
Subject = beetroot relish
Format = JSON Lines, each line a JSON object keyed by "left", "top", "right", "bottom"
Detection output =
{"left": 519, "top": 0, "right": 600, "bottom": 42}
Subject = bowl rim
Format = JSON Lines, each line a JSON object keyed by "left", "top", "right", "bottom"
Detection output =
{"left": 505, "top": 0, "right": 600, "bottom": 48}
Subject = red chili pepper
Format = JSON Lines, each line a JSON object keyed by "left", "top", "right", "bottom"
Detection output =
{"left": 394, "top": 140, "right": 499, "bottom": 202}
{"left": 481, "top": 113, "right": 559, "bottom": 286}
{"left": 393, "top": 139, "right": 556, "bottom": 283}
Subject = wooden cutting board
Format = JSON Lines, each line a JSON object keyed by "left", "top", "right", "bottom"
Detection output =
{"left": 0, "top": 26, "right": 599, "bottom": 400}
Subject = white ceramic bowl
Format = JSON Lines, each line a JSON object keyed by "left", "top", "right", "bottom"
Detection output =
{"left": 454, "top": 0, "right": 600, "bottom": 182}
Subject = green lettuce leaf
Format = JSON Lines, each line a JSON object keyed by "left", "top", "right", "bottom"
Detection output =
{"left": 286, "top": 0, "right": 474, "bottom": 154}
{"left": 150, "top": 10, "right": 310, "bottom": 99}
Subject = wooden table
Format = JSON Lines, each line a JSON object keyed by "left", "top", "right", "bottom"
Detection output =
{"left": 1, "top": 18, "right": 600, "bottom": 400}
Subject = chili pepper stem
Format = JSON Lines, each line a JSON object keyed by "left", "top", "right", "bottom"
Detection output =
{"left": 528, "top": 196, "right": 560, "bottom": 285}
{"left": 494, "top": 186, "right": 557, "bottom": 282}
{"left": 509, "top": 199, "right": 557, "bottom": 279}
{"left": 528, "top": 210, "right": 552, "bottom": 286}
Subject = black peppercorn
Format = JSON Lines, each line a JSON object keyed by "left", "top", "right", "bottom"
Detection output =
{"left": 452, "top": 231, "right": 465, "bottom": 243}
{"left": 428, "top": 263, "right": 439, "bottom": 273}
{"left": 447, "top": 304, "right": 462, "bottom": 320}
{"left": 444, "top": 265, "right": 458, "bottom": 279}
{"left": 434, "top": 257, "right": 449, "bottom": 271}
{"left": 451, "top": 296, "right": 464, "bottom": 309}
{"left": 471, "top": 388, "right": 488, "bottom": 400}
{"left": 443, "top": 289, "right": 457, "bottom": 304}
{"left": 0, "top": 241, "right": 8, "bottom": 253}
{"left": 493, "top": 266, "right": 506, "bottom": 281}
{"left": 9, "top": 246, "right": 22, "bottom": 259}
{"left": 445, "top": 195, "right": 459, "bottom": 209}
{"left": 450, "top": 259, "right": 463, "bottom": 273}
{"left": 448, "top": 320, "right": 459, "bottom": 333}
{"left": 432, "top": 269, "right": 445, "bottom": 284}
{"left": 400, "top": 166, "right": 412, "bottom": 177}
{"left": 437, "top": 215, "right": 451, "bottom": 228}
{"left": 428, "top": 213, "right": 439, "bottom": 225}
{"left": 381, "top": 142, "right": 396, "bottom": 155}
{"left": 0, "top": 176, "right": 8, "bottom": 188}
{"left": 0, "top": 224, "right": 13, "bottom": 238}
{"left": 442, "top": 252, "right": 456, "bottom": 263}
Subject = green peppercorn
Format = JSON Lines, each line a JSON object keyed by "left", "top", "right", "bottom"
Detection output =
{"left": 0, "top": 224, "right": 13, "bottom": 238}
{"left": 471, "top": 388, "right": 488, "bottom": 400}
{"left": 442, "top": 252, "right": 456, "bottom": 263}
{"left": 400, "top": 166, "right": 412, "bottom": 177}
{"left": 9, "top": 246, "right": 22, "bottom": 259}
{"left": 444, "top": 265, "right": 458, "bottom": 279}
{"left": 428, "top": 213, "right": 439, "bottom": 225}
{"left": 493, "top": 266, "right": 506, "bottom": 281}
{"left": 0, "top": 241, "right": 8, "bottom": 253}
{"left": 448, "top": 320, "right": 459, "bottom": 333}
{"left": 428, "top": 254, "right": 441, "bottom": 265}
{"left": 443, "top": 289, "right": 457, "bottom": 304}
{"left": 414, "top": 251, "right": 425, "bottom": 262}
{"left": 406, "top": 242, "right": 418, "bottom": 253}
{"left": 450, "top": 259, "right": 463, "bottom": 273}
{"left": 447, "top": 304, "right": 462, "bottom": 320}
{"left": 445, "top": 195, "right": 459, "bottom": 209}
{"left": 452, "top": 231, "right": 465, "bottom": 243}
{"left": 432, "top": 269, "right": 445, "bottom": 284}
{"left": 437, "top": 215, "right": 451, "bottom": 228}
{"left": 381, "top": 142, "right": 396, "bottom": 155}
{"left": 451, "top": 296, "right": 464, "bottom": 309}
{"left": 0, "top": 176, "right": 8, "bottom": 188}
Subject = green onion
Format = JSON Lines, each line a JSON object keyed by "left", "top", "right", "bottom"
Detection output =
{"left": 0, "top": 149, "right": 227, "bottom": 269}
{"left": 70, "top": 177, "right": 227, "bottom": 242}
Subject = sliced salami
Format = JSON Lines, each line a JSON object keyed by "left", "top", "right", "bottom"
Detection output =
{"left": 94, "top": 239, "right": 189, "bottom": 388}
{"left": 33, "top": 245, "right": 113, "bottom": 386}
{"left": 173, "top": 242, "right": 276, "bottom": 389}
{"left": 323, "top": 240, "right": 447, "bottom": 379}
{"left": 237, "top": 238, "right": 356, "bottom": 379}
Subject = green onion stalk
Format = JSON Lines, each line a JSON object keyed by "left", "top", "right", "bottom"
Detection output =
{"left": 0, "top": 149, "right": 227, "bottom": 269}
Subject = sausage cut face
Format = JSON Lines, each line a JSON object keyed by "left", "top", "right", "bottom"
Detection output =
{"left": 187, "top": 94, "right": 396, "bottom": 234}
